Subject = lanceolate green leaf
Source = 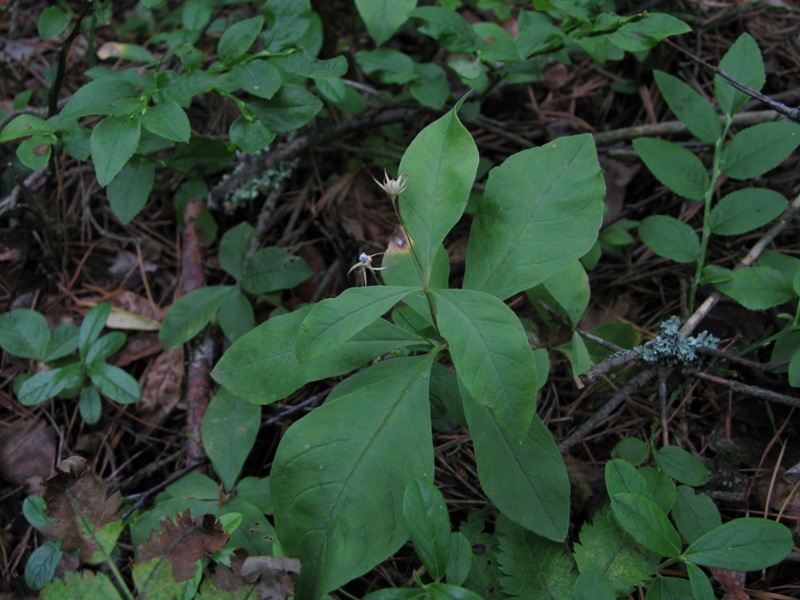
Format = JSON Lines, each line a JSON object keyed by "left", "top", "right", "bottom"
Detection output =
{"left": 714, "top": 266, "right": 794, "bottom": 310}
{"left": 18, "top": 364, "right": 83, "bottom": 406}
{"left": 397, "top": 101, "right": 478, "bottom": 287}
{"left": 432, "top": 288, "right": 537, "bottom": 441}
{"left": 633, "top": 137, "right": 708, "bottom": 201}
{"left": 272, "top": 354, "right": 436, "bottom": 600}
{"left": 91, "top": 117, "right": 141, "bottom": 187}
{"left": 710, "top": 188, "right": 787, "bottom": 236}
{"left": 611, "top": 493, "right": 681, "bottom": 558}
{"left": 212, "top": 306, "right": 427, "bottom": 404}
{"left": 464, "top": 134, "right": 604, "bottom": 300}
{"left": 159, "top": 286, "right": 236, "bottom": 349}
{"left": 79, "top": 303, "right": 112, "bottom": 360}
{"left": 720, "top": 121, "right": 800, "bottom": 180}
{"left": 295, "top": 285, "right": 419, "bottom": 361}
{"left": 638, "top": 215, "right": 700, "bottom": 264}
{"left": 217, "top": 16, "right": 264, "bottom": 65}
{"left": 88, "top": 363, "right": 140, "bottom": 404}
{"left": 654, "top": 70, "right": 721, "bottom": 144}
{"left": 715, "top": 33, "right": 765, "bottom": 116}
{"left": 463, "top": 396, "right": 570, "bottom": 541}
{"left": 685, "top": 518, "right": 792, "bottom": 571}
{"left": 403, "top": 478, "right": 451, "bottom": 580}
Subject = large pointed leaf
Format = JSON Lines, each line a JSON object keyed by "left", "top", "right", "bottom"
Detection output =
{"left": 212, "top": 306, "right": 428, "bottom": 404}
{"left": 398, "top": 102, "right": 478, "bottom": 287}
{"left": 432, "top": 288, "right": 536, "bottom": 441}
{"left": 295, "top": 285, "right": 419, "bottom": 361}
{"left": 463, "top": 395, "right": 570, "bottom": 541}
{"left": 272, "top": 355, "right": 436, "bottom": 599}
{"left": 463, "top": 134, "right": 604, "bottom": 300}
{"left": 684, "top": 518, "right": 792, "bottom": 571}
{"left": 159, "top": 286, "right": 236, "bottom": 349}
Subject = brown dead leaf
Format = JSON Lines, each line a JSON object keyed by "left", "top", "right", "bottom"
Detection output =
{"left": 600, "top": 156, "right": 640, "bottom": 226}
{"left": 137, "top": 346, "right": 185, "bottom": 431}
{"left": 0, "top": 420, "right": 56, "bottom": 494}
{"left": 137, "top": 510, "right": 229, "bottom": 582}
{"left": 41, "top": 456, "right": 122, "bottom": 562}
{"left": 240, "top": 555, "right": 301, "bottom": 600}
{"left": 710, "top": 568, "right": 749, "bottom": 600}
{"left": 113, "top": 332, "right": 162, "bottom": 367}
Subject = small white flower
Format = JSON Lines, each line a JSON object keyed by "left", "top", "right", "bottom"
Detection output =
{"left": 373, "top": 169, "right": 408, "bottom": 200}
{"left": 347, "top": 252, "right": 385, "bottom": 286}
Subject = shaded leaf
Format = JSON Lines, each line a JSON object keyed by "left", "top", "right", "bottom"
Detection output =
{"left": 721, "top": 121, "right": 800, "bottom": 180}
{"left": 654, "top": 70, "right": 721, "bottom": 143}
{"left": 355, "top": 0, "right": 417, "bottom": 46}
{"left": 241, "top": 246, "right": 312, "bottom": 294}
{"left": 107, "top": 158, "right": 155, "bottom": 224}
{"left": 715, "top": 33, "right": 765, "bottom": 116}
{"left": 633, "top": 137, "right": 708, "bottom": 200}
{"left": 91, "top": 117, "right": 141, "bottom": 187}
{"left": 0, "top": 308, "right": 51, "bottom": 360}
{"left": 638, "top": 215, "right": 699, "bottom": 264}
{"left": 685, "top": 518, "right": 793, "bottom": 571}
{"left": 249, "top": 85, "right": 323, "bottom": 133}
{"left": 610, "top": 493, "right": 681, "bottom": 558}
{"left": 160, "top": 286, "right": 236, "bottom": 349}
{"left": 710, "top": 188, "right": 787, "bottom": 236}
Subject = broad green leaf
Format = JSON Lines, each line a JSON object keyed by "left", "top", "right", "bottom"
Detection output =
{"left": 212, "top": 306, "right": 427, "bottom": 405}
{"left": 646, "top": 576, "right": 693, "bottom": 600}
{"left": 88, "top": 362, "right": 140, "bottom": 404}
{"left": 24, "top": 541, "right": 63, "bottom": 591}
{"left": 59, "top": 78, "right": 141, "bottom": 120}
{"left": 685, "top": 518, "right": 793, "bottom": 571}
{"left": 638, "top": 215, "right": 700, "bottom": 263}
{"left": 710, "top": 188, "right": 787, "bottom": 235}
{"left": 611, "top": 493, "right": 681, "bottom": 558}
{"left": 202, "top": 388, "right": 260, "bottom": 491}
{"left": 41, "top": 569, "right": 123, "bottom": 600}
{"left": 654, "top": 70, "right": 721, "bottom": 143}
{"left": 432, "top": 288, "right": 536, "bottom": 441}
{"left": 217, "top": 288, "right": 255, "bottom": 343}
{"left": 241, "top": 247, "right": 312, "bottom": 294}
{"left": 398, "top": 102, "right": 478, "bottom": 287}
{"left": 107, "top": 158, "right": 155, "bottom": 224}
{"left": 248, "top": 85, "right": 323, "bottom": 133}
{"left": 686, "top": 562, "right": 715, "bottom": 600}
{"left": 141, "top": 101, "right": 191, "bottom": 143}
{"left": 639, "top": 466, "right": 677, "bottom": 513}
{"left": 410, "top": 7, "right": 481, "bottom": 53}
{"left": 23, "top": 495, "right": 50, "bottom": 529}
{"left": 654, "top": 446, "right": 710, "bottom": 486}
{"left": 573, "top": 508, "right": 656, "bottom": 596}
{"left": 159, "top": 286, "right": 236, "bottom": 349}
{"left": 17, "top": 134, "right": 54, "bottom": 171}
{"left": 355, "top": 48, "right": 417, "bottom": 84}
{"left": 79, "top": 385, "right": 102, "bottom": 424}
{"left": 464, "top": 134, "right": 604, "bottom": 300}
{"left": 446, "top": 532, "right": 473, "bottom": 586}
{"left": 18, "top": 363, "right": 83, "bottom": 406}
{"left": 633, "top": 137, "right": 708, "bottom": 200}
{"left": 232, "top": 60, "right": 282, "bottom": 99}
{"left": 572, "top": 565, "right": 615, "bottom": 600}
{"left": 295, "top": 285, "right": 418, "bottom": 361}
{"left": 79, "top": 303, "right": 112, "bottom": 360}
{"left": 223, "top": 498, "right": 277, "bottom": 556}
{"left": 721, "top": 121, "right": 800, "bottom": 180}
{"left": 410, "top": 62, "right": 450, "bottom": 110}
{"left": 91, "top": 117, "right": 141, "bottom": 186}
{"left": 287, "top": 50, "right": 348, "bottom": 79}
{"left": 671, "top": 486, "right": 721, "bottom": 545}
{"left": 0, "top": 308, "right": 51, "bottom": 360}
{"left": 355, "top": 0, "right": 417, "bottom": 46}
{"left": 272, "top": 355, "right": 436, "bottom": 600}
{"left": 182, "top": 0, "right": 212, "bottom": 31}
{"left": 715, "top": 266, "right": 794, "bottom": 310}
{"left": 611, "top": 438, "right": 649, "bottom": 465}
{"left": 0, "top": 114, "right": 54, "bottom": 142}
{"left": 84, "top": 332, "right": 126, "bottom": 366}
{"left": 217, "top": 16, "right": 264, "bottom": 65}
{"left": 403, "top": 478, "right": 451, "bottom": 580}
{"left": 463, "top": 396, "right": 570, "bottom": 541}
{"left": 608, "top": 13, "right": 690, "bottom": 52}
{"left": 38, "top": 6, "right": 71, "bottom": 38}
{"left": 604, "top": 459, "right": 651, "bottom": 500}
{"left": 219, "top": 222, "right": 254, "bottom": 281}
{"left": 262, "top": 0, "right": 312, "bottom": 52}
{"left": 715, "top": 33, "right": 765, "bottom": 116}
{"left": 496, "top": 517, "right": 577, "bottom": 599}
{"left": 541, "top": 261, "right": 590, "bottom": 327}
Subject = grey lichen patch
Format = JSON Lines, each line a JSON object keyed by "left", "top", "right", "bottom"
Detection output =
{"left": 636, "top": 316, "right": 719, "bottom": 367}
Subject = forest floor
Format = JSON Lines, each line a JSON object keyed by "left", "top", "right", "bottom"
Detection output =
{"left": 2, "top": 0, "right": 800, "bottom": 598}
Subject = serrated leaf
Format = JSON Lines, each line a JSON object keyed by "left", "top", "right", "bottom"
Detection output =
{"left": 638, "top": 215, "right": 700, "bottom": 263}
{"left": 41, "top": 570, "right": 123, "bottom": 600}
{"left": 403, "top": 478, "right": 451, "bottom": 580}
{"left": 633, "top": 137, "right": 708, "bottom": 200}
{"left": 218, "top": 16, "right": 263, "bottom": 65}
{"left": 573, "top": 508, "right": 657, "bottom": 596}
{"left": 159, "top": 286, "right": 236, "bottom": 349}
{"left": 107, "top": 158, "right": 155, "bottom": 224}
{"left": 685, "top": 518, "right": 793, "bottom": 571}
{"left": 715, "top": 266, "right": 794, "bottom": 310}
{"left": 432, "top": 288, "right": 536, "bottom": 441}
{"left": 715, "top": 33, "right": 765, "bottom": 116}
{"left": 720, "top": 121, "right": 800, "bottom": 180}
{"left": 710, "top": 188, "right": 787, "bottom": 236}
{"left": 397, "top": 102, "right": 478, "bottom": 287}
{"left": 464, "top": 134, "right": 604, "bottom": 300}
{"left": 141, "top": 101, "right": 190, "bottom": 143}
{"left": 248, "top": 85, "right": 323, "bottom": 133}
{"left": 654, "top": 70, "right": 721, "bottom": 143}
{"left": 91, "top": 117, "right": 141, "bottom": 187}
{"left": 355, "top": 0, "right": 417, "bottom": 46}
{"left": 611, "top": 493, "right": 681, "bottom": 557}
{"left": 202, "top": 388, "right": 259, "bottom": 491}
{"left": 463, "top": 396, "right": 570, "bottom": 541}
{"left": 241, "top": 246, "right": 312, "bottom": 294}
{"left": 295, "top": 286, "right": 418, "bottom": 361}
{"left": 0, "top": 308, "right": 51, "bottom": 360}
{"left": 272, "top": 355, "right": 436, "bottom": 599}
{"left": 572, "top": 565, "right": 615, "bottom": 600}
